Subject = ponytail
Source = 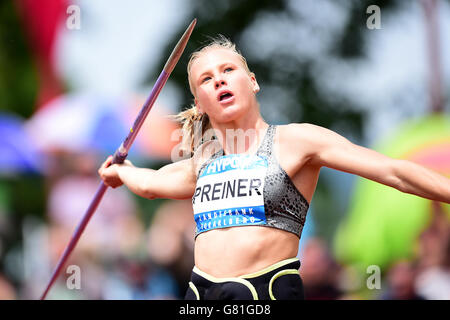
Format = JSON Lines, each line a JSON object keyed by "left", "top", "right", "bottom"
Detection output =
{"left": 173, "top": 104, "right": 212, "bottom": 155}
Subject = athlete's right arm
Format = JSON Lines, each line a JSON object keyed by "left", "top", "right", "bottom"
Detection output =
{"left": 98, "top": 155, "right": 197, "bottom": 200}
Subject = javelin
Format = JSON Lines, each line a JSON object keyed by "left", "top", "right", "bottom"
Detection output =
{"left": 40, "top": 18, "right": 197, "bottom": 300}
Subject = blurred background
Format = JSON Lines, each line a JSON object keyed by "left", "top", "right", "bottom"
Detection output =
{"left": 0, "top": 0, "right": 449, "bottom": 300}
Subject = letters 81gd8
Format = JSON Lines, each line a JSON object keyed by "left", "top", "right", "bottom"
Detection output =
{"left": 223, "top": 304, "right": 271, "bottom": 316}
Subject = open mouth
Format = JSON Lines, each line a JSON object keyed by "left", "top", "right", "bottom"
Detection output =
{"left": 218, "top": 91, "right": 234, "bottom": 103}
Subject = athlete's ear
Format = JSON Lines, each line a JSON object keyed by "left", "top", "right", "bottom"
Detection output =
{"left": 250, "top": 72, "right": 260, "bottom": 93}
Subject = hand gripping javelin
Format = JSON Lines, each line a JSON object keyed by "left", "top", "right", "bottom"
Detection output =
{"left": 40, "top": 19, "right": 197, "bottom": 300}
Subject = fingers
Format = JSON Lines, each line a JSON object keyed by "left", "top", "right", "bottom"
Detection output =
{"left": 104, "top": 155, "right": 113, "bottom": 168}
{"left": 97, "top": 155, "right": 126, "bottom": 189}
{"left": 98, "top": 157, "right": 116, "bottom": 183}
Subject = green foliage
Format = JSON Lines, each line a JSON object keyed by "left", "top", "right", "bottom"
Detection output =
{"left": 0, "top": 0, "right": 38, "bottom": 118}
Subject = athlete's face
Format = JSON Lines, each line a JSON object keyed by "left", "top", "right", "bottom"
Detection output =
{"left": 189, "top": 48, "right": 260, "bottom": 124}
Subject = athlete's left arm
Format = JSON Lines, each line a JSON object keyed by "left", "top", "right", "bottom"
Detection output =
{"left": 295, "top": 123, "right": 450, "bottom": 204}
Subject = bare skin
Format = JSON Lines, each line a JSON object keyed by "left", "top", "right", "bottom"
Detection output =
{"left": 99, "top": 47, "right": 450, "bottom": 278}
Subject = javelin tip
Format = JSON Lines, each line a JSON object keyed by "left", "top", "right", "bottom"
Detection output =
{"left": 163, "top": 18, "right": 197, "bottom": 73}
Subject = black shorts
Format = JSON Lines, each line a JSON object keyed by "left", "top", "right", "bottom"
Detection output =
{"left": 185, "top": 258, "right": 304, "bottom": 300}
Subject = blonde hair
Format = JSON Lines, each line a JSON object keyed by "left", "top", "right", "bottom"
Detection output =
{"left": 173, "top": 35, "right": 252, "bottom": 155}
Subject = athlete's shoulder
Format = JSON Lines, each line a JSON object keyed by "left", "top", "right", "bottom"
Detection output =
{"left": 283, "top": 122, "right": 325, "bottom": 131}
{"left": 280, "top": 122, "right": 354, "bottom": 159}
{"left": 277, "top": 122, "right": 326, "bottom": 142}
{"left": 276, "top": 123, "right": 338, "bottom": 160}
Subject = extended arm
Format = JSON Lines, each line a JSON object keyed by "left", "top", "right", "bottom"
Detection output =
{"left": 98, "top": 156, "right": 197, "bottom": 200}
{"left": 297, "top": 123, "right": 450, "bottom": 204}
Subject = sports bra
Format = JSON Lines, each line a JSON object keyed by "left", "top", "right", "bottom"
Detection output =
{"left": 192, "top": 125, "right": 309, "bottom": 239}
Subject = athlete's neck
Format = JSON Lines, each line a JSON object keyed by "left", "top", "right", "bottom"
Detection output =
{"left": 211, "top": 115, "right": 269, "bottom": 155}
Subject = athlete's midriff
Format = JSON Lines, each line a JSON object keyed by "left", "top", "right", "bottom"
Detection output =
{"left": 194, "top": 226, "right": 300, "bottom": 278}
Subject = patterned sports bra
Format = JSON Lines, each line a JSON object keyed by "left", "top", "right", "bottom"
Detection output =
{"left": 192, "top": 125, "right": 309, "bottom": 239}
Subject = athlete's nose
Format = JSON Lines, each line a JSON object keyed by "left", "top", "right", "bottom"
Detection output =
{"left": 215, "top": 79, "right": 226, "bottom": 89}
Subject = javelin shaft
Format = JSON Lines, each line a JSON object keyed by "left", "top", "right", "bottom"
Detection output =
{"left": 40, "top": 182, "right": 108, "bottom": 300}
{"left": 111, "top": 70, "right": 170, "bottom": 165}
{"left": 40, "top": 19, "right": 196, "bottom": 300}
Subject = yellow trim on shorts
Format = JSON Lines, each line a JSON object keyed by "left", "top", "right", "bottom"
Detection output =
{"left": 193, "top": 267, "right": 259, "bottom": 300}
{"left": 188, "top": 281, "right": 200, "bottom": 300}
{"left": 268, "top": 269, "right": 300, "bottom": 300}
{"left": 192, "top": 258, "right": 300, "bottom": 300}
{"left": 240, "top": 257, "right": 299, "bottom": 279}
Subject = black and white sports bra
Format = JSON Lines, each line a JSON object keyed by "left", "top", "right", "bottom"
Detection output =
{"left": 192, "top": 125, "right": 309, "bottom": 239}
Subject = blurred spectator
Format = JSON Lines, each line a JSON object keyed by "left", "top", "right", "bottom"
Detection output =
{"left": 102, "top": 257, "right": 179, "bottom": 300}
{"left": 415, "top": 246, "right": 450, "bottom": 300}
{"left": 0, "top": 273, "right": 16, "bottom": 299}
{"left": 300, "top": 237, "right": 342, "bottom": 300}
{"left": 414, "top": 203, "right": 450, "bottom": 300}
{"left": 335, "top": 264, "right": 366, "bottom": 300}
{"left": 47, "top": 152, "right": 141, "bottom": 256}
{"left": 379, "top": 260, "right": 425, "bottom": 300}
{"left": 38, "top": 151, "right": 146, "bottom": 299}
{"left": 146, "top": 199, "right": 196, "bottom": 298}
